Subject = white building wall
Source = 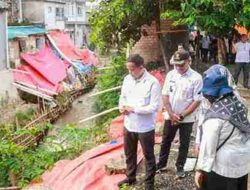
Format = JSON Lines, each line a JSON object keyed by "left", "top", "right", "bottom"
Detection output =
{"left": 0, "top": 11, "right": 8, "bottom": 70}
{"left": 44, "top": 2, "right": 65, "bottom": 30}
{"left": 22, "top": 1, "right": 44, "bottom": 23}
{"left": 65, "top": 1, "right": 87, "bottom": 47}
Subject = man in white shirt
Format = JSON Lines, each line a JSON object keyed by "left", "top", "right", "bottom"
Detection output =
{"left": 118, "top": 54, "right": 161, "bottom": 190}
{"left": 233, "top": 34, "right": 250, "bottom": 88}
{"left": 156, "top": 49, "right": 203, "bottom": 178}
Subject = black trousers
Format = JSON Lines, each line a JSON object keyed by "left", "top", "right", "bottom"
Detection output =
{"left": 234, "top": 62, "right": 250, "bottom": 87}
{"left": 124, "top": 128, "right": 156, "bottom": 186}
{"left": 199, "top": 171, "right": 248, "bottom": 190}
{"left": 157, "top": 120, "right": 193, "bottom": 169}
{"left": 201, "top": 48, "right": 209, "bottom": 62}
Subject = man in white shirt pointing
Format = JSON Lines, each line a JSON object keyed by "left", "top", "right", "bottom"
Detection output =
{"left": 118, "top": 54, "right": 161, "bottom": 190}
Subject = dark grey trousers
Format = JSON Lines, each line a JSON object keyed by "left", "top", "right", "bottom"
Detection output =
{"left": 234, "top": 62, "right": 250, "bottom": 88}
{"left": 157, "top": 120, "right": 193, "bottom": 170}
{"left": 124, "top": 128, "right": 156, "bottom": 186}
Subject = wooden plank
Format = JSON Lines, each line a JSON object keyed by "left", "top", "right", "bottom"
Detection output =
{"left": 17, "top": 81, "right": 58, "bottom": 95}
{"left": 13, "top": 83, "right": 54, "bottom": 101}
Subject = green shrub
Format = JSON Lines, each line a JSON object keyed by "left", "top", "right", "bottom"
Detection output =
{"left": 94, "top": 53, "right": 127, "bottom": 123}
{"left": 0, "top": 122, "right": 110, "bottom": 187}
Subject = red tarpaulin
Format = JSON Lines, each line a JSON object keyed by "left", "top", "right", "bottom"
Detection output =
{"left": 42, "top": 113, "right": 164, "bottom": 190}
{"left": 13, "top": 64, "right": 59, "bottom": 94}
{"left": 150, "top": 70, "right": 165, "bottom": 87}
{"left": 48, "top": 31, "right": 99, "bottom": 66}
{"left": 21, "top": 45, "right": 67, "bottom": 85}
{"left": 42, "top": 141, "right": 138, "bottom": 190}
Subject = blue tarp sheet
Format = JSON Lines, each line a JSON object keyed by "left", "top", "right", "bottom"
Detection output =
{"left": 8, "top": 25, "right": 46, "bottom": 40}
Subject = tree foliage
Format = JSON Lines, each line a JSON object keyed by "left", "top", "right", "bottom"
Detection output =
{"left": 162, "top": 0, "right": 250, "bottom": 37}
{"left": 90, "top": 0, "right": 249, "bottom": 52}
{"left": 89, "top": 0, "right": 158, "bottom": 52}
{"left": 93, "top": 53, "right": 127, "bottom": 122}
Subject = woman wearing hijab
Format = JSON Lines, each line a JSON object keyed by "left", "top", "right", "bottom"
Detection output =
{"left": 195, "top": 64, "right": 250, "bottom": 190}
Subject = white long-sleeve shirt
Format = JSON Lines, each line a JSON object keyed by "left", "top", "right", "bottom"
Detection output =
{"left": 196, "top": 118, "right": 250, "bottom": 178}
{"left": 119, "top": 71, "right": 161, "bottom": 133}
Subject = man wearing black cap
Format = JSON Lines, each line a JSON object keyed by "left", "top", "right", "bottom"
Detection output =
{"left": 156, "top": 48, "right": 203, "bottom": 178}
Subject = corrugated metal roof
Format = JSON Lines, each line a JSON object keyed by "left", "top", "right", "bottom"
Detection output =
{"left": 8, "top": 25, "right": 46, "bottom": 40}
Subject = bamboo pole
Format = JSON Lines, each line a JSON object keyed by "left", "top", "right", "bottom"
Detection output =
{"left": 46, "top": 34, "right": 73, "bottom": 64}
{"left": 89, "top": 86, "right": 121, "bottom": 97}
{"left": 96, "top": 66, "right": 113, "bottom": 70}
{"left": 79, "top": 107, "right": 119, "bottom": 123}
{"left": 0, "top": 187, "right": 20, "bottom": 190}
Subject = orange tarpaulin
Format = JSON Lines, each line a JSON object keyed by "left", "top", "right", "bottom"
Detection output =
{"left": 235, "top": 25, "right": 249, "bottom": 35}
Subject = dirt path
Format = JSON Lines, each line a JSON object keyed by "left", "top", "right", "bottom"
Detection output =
{"left": 53, "top": 88, "right": 97, "bottom": 130}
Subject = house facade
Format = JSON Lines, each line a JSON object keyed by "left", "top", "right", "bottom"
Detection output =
{"left": 22, "top": 0, "right": 89, "bottom": 47}
{"left": 8, "top": 25, "right": 46, "bottom": 68}
{"left": 6, "top": 0, "right": 23, "bottom": 24}
{"left": 22, "top": 0, "right": 66, "bottom": 30}
{"left": 64, "top": 0, "right": 88, "bottom": 47}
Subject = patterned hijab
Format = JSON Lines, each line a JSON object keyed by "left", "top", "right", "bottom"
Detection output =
{"left": 202, "top": 65, "right": 250, "bottom": 138}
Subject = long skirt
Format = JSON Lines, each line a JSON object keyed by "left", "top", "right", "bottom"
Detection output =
{"left": 199, "top": 171, "right": 248, "bottom": 190}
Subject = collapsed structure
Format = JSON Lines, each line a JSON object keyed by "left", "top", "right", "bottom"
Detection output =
{"left": 12, "top": 29, "right": 99, "bottom": 103}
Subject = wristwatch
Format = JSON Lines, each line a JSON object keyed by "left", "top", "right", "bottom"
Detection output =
{"left": 179, "top": 114, "right": 185, "bottom": 121}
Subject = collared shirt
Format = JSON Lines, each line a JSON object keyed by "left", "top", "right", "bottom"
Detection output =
{"left": 235, "top": 42, "right": 250, "bottom": 63}
{"left": 119, "top": 70, "right": 161, "bottom": 133}
{"left": 162, "top": 68, "right": 203, "bottom": 123}
{"left": 196, "top": 118, "right": 250, "bottom": 178}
